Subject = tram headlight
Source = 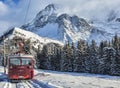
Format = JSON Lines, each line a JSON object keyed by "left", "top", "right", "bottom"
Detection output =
{"left": 10, "top": 66, "right": 13, "bottom": 69}
{"left": 29, "top": 66, "right": 32, "bottom": 68}
{"left": 27, "top": 66, "right": 32, "bottom": 68}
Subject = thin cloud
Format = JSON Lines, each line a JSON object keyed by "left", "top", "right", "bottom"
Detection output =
{"left": 0, "top": 1, "right": 8, "bottom": 16}
{"left": 52, "top": 0, "right": 120, "bottom": 20}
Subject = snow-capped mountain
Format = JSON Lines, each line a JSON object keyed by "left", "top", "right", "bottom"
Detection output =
{"left": 1, "top": 4, "right": 120, "bottom": 46}
{"left": 21, "top": 4, "right": 116, "bottom": 44}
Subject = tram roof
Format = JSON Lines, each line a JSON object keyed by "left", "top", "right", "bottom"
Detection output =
{"left": 8, "top": 54, "right": 34, "bottom": 58}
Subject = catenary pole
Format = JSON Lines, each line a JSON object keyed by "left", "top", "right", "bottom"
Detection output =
{"left": 3, "top": 36, "right": 6, "bottom": 74}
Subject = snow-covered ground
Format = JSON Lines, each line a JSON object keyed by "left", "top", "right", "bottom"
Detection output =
{"left": 0, "top": 66, "right": 120, "bottom": 88}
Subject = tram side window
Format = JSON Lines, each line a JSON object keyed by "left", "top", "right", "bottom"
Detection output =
{"left": 22, "top": 58, "right": 31, "bottom": 65}
{"left": 10, "top": 58, "right": 20, "bottom": 66}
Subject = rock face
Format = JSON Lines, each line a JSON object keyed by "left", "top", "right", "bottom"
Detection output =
{"left": 20, "top": 4, "right": 114, "bottom": 44}
{"left": 21, "top": 4, "right": 57, "bottom": 31}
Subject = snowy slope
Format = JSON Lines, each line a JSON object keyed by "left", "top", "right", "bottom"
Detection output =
{"left": 21, "top": 4, "right": 116, "bottom": 44}
{"left": 92, "top": 20, "right": 120, "bottom": 34}
{"left": 6, "top": 27, "right": 63, "bottom": 49}
{"left": 0, "top": 66, "right": 120, "bottom": 88}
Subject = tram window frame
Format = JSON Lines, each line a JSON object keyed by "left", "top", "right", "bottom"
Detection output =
{"left": 21, "top": 58, "right": 32, "bottom": 65}
{"left": 10, "top": 58, "right": 21, "bottom": 66}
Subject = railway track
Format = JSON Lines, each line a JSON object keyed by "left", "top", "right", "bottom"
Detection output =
{"left": 16, "top": 81, "right": 32, "bottom": 88}
{"left": 3, "top": 82, "right": 10, "bottom": 88}
{"left": 2, "top": 79, "right": 51, "bottom": 88}
{"left": 2, "top": 80, "right": 31, "bottom": 88}
{"left": 29, "top": 79, "right": 51, "bottom": 88}
{"left": 3, "top": 78, "right": 11, "bottom": 88}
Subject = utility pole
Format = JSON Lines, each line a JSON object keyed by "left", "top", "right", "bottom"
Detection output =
{"left": 3, "top": 36, "right": 6, "bottom": 74}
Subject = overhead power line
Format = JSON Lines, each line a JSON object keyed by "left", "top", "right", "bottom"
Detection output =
{"left": 24, "top": 0, "right": 31, "bottom": 24}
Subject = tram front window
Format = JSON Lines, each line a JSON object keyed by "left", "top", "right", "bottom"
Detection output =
{"left": 10, "top": 58, "right": 20, "bottom": 66}
{"left": 22, "top": 58, "right": 31, "bottom": 65}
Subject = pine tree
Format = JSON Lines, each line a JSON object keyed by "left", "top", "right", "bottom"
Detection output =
{"left": 60, "top": 41, "right": 74, "bottom": 72}
{"left": 88, "top": 40, "right": 99, "bottom": 73}
{"left": 60, "top": 42, "right": 69, "bottom": 71}
{"left": 55, "top": 47, "right": 61, "bottom": 71}
{"left": 113, "top": 34, "right": 119, "bottom": 52}
{"left": 70, "top": 42, "right": 75, "bottom": 71}
{"left": 38, "top": 45, "right": 50, "bottom": 69}
{"left": 98, "top": 40, "right": 109, "bottom": 73}
{"left": 112, "top": 34, "right": 120, "bottom": 75}
{"left": 74, "top": 39, "right": 87, "bottom": 72}
{"left": 50, "top": 44, "right": 61, "bottom": 71}
{"left": 99, "top": 41, "right": 104, "bottom": 58}
{"left": 101, "top": 47, "right": 116, "bottom": 75}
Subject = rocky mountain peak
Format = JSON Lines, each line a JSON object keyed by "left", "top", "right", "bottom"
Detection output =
{"left": 44, "top": 4, "right": 57, "bottom": 11}
{"left": 33, "top": 4, "right": 57, "bottom": 27}
{"left": 20, "top": 4, "right": 116, "bottom": 44}
{"left": 56, "top": 14, "right": 90, "bottom": 32}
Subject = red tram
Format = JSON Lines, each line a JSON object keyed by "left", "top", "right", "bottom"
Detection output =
{"left": 8, "top": 54, "right": 34, "bottom": 80}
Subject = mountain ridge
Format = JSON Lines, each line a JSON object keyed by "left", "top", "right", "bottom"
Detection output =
{"left": 1, "top": 4, "right": 120, "bottom": 46}
{"left": 20, "top": 4, "right": 114, "bottom": 44}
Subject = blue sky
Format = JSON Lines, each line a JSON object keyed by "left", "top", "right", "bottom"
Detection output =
{"left": 0, "top": 0, "right": 20, "bottom": 4}
{"left": 10, "top": 0, "right": 20, "bottom": 3}
{"left": 0, "top": 0, "right": 120, "bottom": 36}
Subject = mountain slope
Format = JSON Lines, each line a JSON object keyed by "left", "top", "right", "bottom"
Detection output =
{"left": 21, "top": 4, "right": 113, "bottom": 44}
{"left": 1, "top": 4, "right": 120, "bottom": 45}
{"left": 0, "top": 27, "right": 63, "bottom": 49}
